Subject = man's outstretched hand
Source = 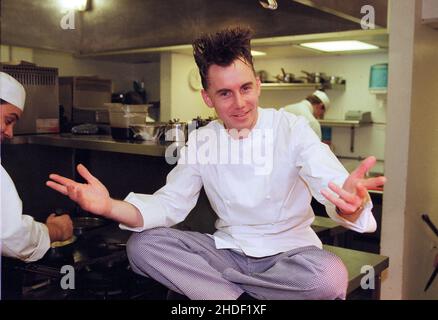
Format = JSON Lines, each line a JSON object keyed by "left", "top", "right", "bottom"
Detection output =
{"left": 321, "top": 156, "right": 386, "bottom": 221}
{"left": 46, "top": 164, "right": 112, "bottom": 217}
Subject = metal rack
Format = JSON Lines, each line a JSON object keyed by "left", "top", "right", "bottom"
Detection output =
{"left": 319, "top": 119, "right": 372, "bottom": 152}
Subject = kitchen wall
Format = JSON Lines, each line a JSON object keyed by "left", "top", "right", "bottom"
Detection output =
{"left": 160, "top": 52, "right": 215, "bottom": 122}
{"left": 382, "top": 0, "right": 438, "bottom": 300}
{"left": 255, "top": 52, "right": 388, "bottom": 173}
{"left": 0, "top": 45, "right": 160, "bottom": 98}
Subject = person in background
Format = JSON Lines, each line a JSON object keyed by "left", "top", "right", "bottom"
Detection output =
{"left": 46, "top": 27, "right": 386, "bottom": 300}
{"left": 1, "top": 72, "right": 73, "bottom": 263}
{"left": 283, "top": 90, "right": 330, "bottom": 139}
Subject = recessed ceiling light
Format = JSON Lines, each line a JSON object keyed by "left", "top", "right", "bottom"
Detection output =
{"left": 251, "top": 50, "right": 267, "bottom": 56}
{"left": 299, "top": 40, "right": 379, "bottom": 52}
{"left": 59, "top": 0, "right": 89, "bottom": 11}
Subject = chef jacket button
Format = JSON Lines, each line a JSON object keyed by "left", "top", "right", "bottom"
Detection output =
{"left": 265, "top": 195, "right": 271, "bottom": 200}
{"left": 225, "top": 199, "right": 231, "bottom": 205}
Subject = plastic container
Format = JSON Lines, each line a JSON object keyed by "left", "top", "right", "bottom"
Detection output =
{"left": 106, "top": 103, "right": 152, "bottom": 139}
{"left": 369, "top": 63, "right": 388, "bottom": 93}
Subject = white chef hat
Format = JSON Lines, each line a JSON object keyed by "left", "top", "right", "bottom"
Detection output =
{"left": 313, "top": 90, "right": 330, "bottom": 109}
{"left": 0, "top": 72, "right": 26, "bottom": 111}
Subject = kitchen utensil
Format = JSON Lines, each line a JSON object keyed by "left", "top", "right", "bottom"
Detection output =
{"left": 130, "top": 123, "right": 166, "bottom": 141}
{"left": 191, "top": 116, "right": 215, "bottom": 129}
{"left": 133, "top": 80, "right": 147, "bottom": 103}
{"left": 51, "top": 235, "right": 77, "bottom": 249}
{"left": 295, "top": 76, "right": 308, "bottom": 83}
{"left": 281, "top": 68, "right": 294, "bottom": 83}
{"left": 106, "top": 103, "right": 153, "bottom": 140}
{"left": 329, "top": 76, "right": 343, "bottom": 85}
{"left": 71, "top": 123, "right": 99, "bottom": 135}
{"left": 73, "top": 216, "right": 109, "bottom": 236}
{"left": 279, "top": 68, "right": 294, "bottom": 83}
{"left": 344, "top": 111, "right": 372, "bottom": 122}
{"left": 301, "top": 70, "right": 327, "bottom": 84}
{"left": 301, "top": 70, "right": 313, "bottom": 82}
{"left": 165, "top": 119, "right": 188, "bottom": 142}
{"left": 46, "top": 235, "right": 77, "bottom": 265}
{"left": 257, "top": 70, "right": 269, "bottom": 83}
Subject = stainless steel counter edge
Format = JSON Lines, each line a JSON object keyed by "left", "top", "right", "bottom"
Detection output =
{"left": 5, "top": 135, "right": 385, "bottom": 194}
{"left": 6, "top": 134, "right": 185, "bottom": 157}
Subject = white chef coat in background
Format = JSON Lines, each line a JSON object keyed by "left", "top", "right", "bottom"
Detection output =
{"left": 121, "top": 108, "right": 376, "bottom": 257}
{"left": 1, "top": 163, "right": 50, "bottom": 262}
{"left": 284, "top": 100, "right": 322, "bottom": 139}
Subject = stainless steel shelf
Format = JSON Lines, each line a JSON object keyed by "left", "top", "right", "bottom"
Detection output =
{"left": 260, "top": 83, "right": 345, "bottom": 90}
{"left": 318, "top": 119, "right": 371, "bottom": 128}
{"left": 318, "top": 120, "right": 372, "bottom": 153}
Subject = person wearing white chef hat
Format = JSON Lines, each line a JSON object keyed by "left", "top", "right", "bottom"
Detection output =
{"left": 283, "top": 90, "right": 330, "bottom": 140}
{"left": 1, "top": 71, "right": 73, "bottom": 264}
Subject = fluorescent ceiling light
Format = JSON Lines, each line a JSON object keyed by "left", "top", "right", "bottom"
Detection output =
{"left": 251, "top": 50, "right": 267, "bottom": 56}
{"left": 59, "top": 0, "right": 88, "bottom": 11}
{"left": 299, "top": 40, "right": 379, "bottom": 52}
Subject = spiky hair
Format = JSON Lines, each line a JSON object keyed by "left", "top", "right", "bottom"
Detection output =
{"left": 192, "top": 26, "right": 255, "bottom": 89}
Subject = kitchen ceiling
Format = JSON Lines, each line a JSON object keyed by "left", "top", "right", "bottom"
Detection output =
{"left": 2, "top": 0, "right": 388, "bottom": 57}
{"left": 78, "top": 28, "right": 388, "bottom": 63}
{"left": 74, "top": 0, "right": 388, "bottom": 63}
{"left": 1, "top": 0, "right": 388, "bottom": 62}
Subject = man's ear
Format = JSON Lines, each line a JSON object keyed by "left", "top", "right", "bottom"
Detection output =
{"left": 255, "top": 76, "right": 261, "bottom": 97}
{"left": 201, "top": 89, "right": 214, "bottom": 108}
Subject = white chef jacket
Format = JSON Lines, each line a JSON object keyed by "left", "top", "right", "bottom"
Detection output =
{"left": 121, "top": 107, "right": 376, "bottom": 257}
{"left": 0, "top": 163, "right": 50, "bottom": 262}
{"left": 284, "top": 100, "right": 322, "bottom": 139}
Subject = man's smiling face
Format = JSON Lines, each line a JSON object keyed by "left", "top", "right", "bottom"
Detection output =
{"left": 201, "top": 59, "right": 261, "bottom": 131}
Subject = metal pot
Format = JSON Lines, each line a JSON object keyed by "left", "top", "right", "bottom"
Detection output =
{"left": 301, "top": 70, "right": 328, "bottom": 84}
{"left": 276, "top": 68, "right": 294, "bottom": 83}
{"left": 329, "top": 75, "right": 343, "bottom": 85}
{"left": 256, "top": 70, "right": 269, "bottom": 83}
{"left": 129, "top": 122, "right": 166, "bottom": 141}
{"left": 165, "top": 119, "right": 188, "bottom": 142}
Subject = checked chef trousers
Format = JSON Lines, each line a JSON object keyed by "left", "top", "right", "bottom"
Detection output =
{"left": 126, "top": 227, "right": 348, "bottom": 300}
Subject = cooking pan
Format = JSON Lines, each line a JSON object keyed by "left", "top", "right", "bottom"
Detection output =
{"left": 301, "top": 70, "right": 328, "bottom": 84}
{"left": 53, "top": 208, "right": 108, "bottom": 236}
{"left": 44, "top": 211, "right": 108, "bottom": 264}
{"left": 73, "top": 216, "right": 109, "bottom": 236}
{"left": 45, "top": 235, "right": 77, "bottom": 265}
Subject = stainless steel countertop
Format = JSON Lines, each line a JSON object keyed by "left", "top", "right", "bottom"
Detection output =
{"left": 7, "top": 134, "right": 185, "bottom": 157}
{"left": 6, "top": 134, "right": 384, "bottom": 194}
